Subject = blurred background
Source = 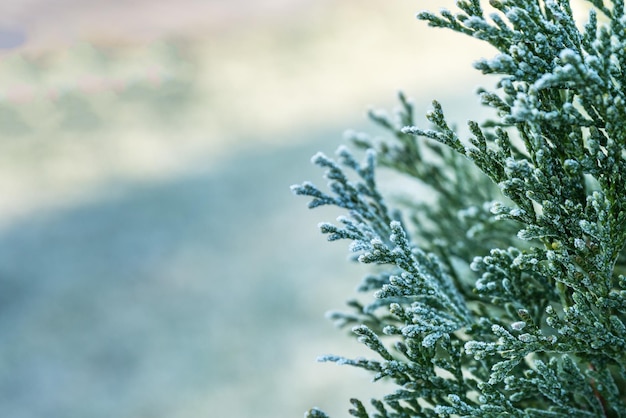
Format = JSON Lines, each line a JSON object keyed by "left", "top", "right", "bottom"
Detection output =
{"left": 0, "top": 1, "right": 495, "bottom": 417}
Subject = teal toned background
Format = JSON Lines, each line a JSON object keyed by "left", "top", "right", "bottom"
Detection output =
{"left": 0, "top": 1, "right": 500, "bottom": 416}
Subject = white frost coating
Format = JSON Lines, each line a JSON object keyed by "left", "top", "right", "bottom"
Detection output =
{"left": 470, "top": 256, "right": 483, "bottom": 271}
{"left": 335, "top": 145, "right": 350, "bottom": 156}
{"left": 310, "top": 152, "right": 327, "bottom": 164}
{"left": 490, "top": 201, "right": 506, "bottom": 214}
{"left": 489, "top": 54, "right": 515, "bottom": 72}
{"left": 370, "top": 238, "right": 384, "bottom": 247}
{"left": 559, "top": 48, "right": 580, "bottom": 63}
{"left": 491, "top": 324, "right": 505, "bottom": 333}
{"left": 511, "top": 321, "right": 526, "bottom": 331}
{"left": 400, "top": 125, "right": 420, "bottom": 134}
{"left": 574, "top": 238, "right": 586, "bottom": 250}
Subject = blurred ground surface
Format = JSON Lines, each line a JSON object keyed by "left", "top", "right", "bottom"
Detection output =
{"left": 0, "top": 1, "right": 494, "bottom": 417}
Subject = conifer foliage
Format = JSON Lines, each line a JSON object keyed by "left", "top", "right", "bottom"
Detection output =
{"left": 292, "top": 0, "right": 626, "bottom": 416}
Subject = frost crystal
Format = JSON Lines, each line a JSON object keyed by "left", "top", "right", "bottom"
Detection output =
{"left": 511, "top": 321, "right": 526, "bottom": 331}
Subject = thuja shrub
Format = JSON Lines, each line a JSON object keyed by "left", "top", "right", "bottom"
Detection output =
{"left": 292, "top": 0, "right": 626, "bottom": 416}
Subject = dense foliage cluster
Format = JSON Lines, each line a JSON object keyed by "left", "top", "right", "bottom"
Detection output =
{"left": 292, "top": 0, "right": 626, "bottom": 416}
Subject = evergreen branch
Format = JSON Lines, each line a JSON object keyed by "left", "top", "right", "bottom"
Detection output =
{"left": 294, "top": 0, "right": 626, "bottom": 415}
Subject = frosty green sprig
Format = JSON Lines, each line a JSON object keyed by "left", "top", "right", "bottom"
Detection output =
{"left": 295, "top": 0, "right": 626, "bottom": 416}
